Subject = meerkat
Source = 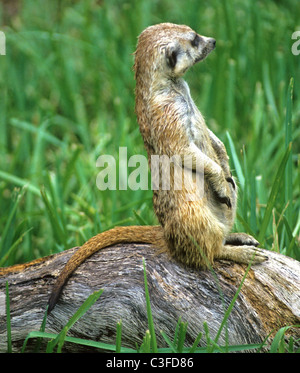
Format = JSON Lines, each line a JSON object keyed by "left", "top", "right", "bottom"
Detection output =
{"left": 0, "top": 23, "right": 267, "bottom": 313}
{"left": 133, "top": 23, "right": 266, "bottom": 267}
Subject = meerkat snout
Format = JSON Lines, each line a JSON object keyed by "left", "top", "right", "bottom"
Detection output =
{"left": 208, "top": 38, "right": 216, "bottom": 49}
{"left": 163, "top": 32, "right": 216, "bottom": 77}
{"left": 195, "top": 35, "right": 216, "bottom": 50}
{"left": 194, "top": 36, "right": 216, "bottom": 63}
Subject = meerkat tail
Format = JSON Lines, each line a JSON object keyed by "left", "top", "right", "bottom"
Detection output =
{"left": 47, "top": 225, "right": 166, "bottom": 313}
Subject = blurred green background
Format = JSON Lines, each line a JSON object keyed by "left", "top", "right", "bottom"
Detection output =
{"left": 0, "top": 0, "right": 299, "bottom": 266}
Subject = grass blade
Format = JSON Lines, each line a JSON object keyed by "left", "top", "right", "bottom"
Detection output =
{"left": 188, "top": 331, "right": 203, "bottom": 353}
{"left": 139, "top": 330, "right": 152, "bottom": 353}
{"left": 22, "top": 331, "right": 136, "bottom": 353}
{"left": 0, "top": 170, "right": 40, "bottom": 196}
{"left": 46, "top": 289, "right": 103, "bottom": 352}
{"left": 262, "top": 62, "right": 279, "bottom": 120}
{"left": 143, "top": 258, "right": 158, "bottom": 353}
{"left": 32, "top": 307, "right": 49, "bottom": 353}
{"left": 258, "top": 143, "right": 292, "bottom": 244}
{"left": 270, "top": 325, "right": 300, "bottom": 353}
{"left": 226, "top": 131, "right": 245, "bottom": 189}
{"left": 115, "top": 320, "right": 122, "bottom": 353}
{"left": 213, "top": 255, "right": 255, "bottom": 347}
{"left": 176, "top": 321, "right": 188, "bottom": 353}
{"left": 225, "top": 59, "right": 236, "bottom": 131}
{"left": 0, "top": 228, "right": 33, "bottom": 267}
{"left": 10, "top": 118, "right": 64, "bottom": 147}
{"left": 284, "top": 78, "right": 294, "bottom": 245}
{"left": 160, "top": 330, "right": 178, "bottom": 353}
{"left": 249, "top": 171, "right": 258, "bottom": 233}
{"left": 0, "top": 188, "right": 25, "bottom": 257}
{"left": 40, "top": 185, "right": 67, "bottom": 250}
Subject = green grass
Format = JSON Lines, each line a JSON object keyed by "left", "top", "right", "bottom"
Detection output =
{"left": 0, "top": 0, "right": 300, "bottom": 352}
{"left": 0, "top": 0, "right": 299, "bottom": 264}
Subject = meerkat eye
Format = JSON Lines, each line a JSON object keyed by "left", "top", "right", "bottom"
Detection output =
{"left": 191, "top": 34, "right": 200, "bottom": 48}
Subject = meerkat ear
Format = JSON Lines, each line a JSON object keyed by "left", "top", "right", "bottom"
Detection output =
{"left": 166, "top": 45, "right": 179, "bottom": 69}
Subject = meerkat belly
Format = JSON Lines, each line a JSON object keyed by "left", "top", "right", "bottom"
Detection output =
{"left": 154, "top": 187, "right": 226, "bottom": 267}
{"left": 154, "top": 170, "right": 228, "bottom": 233}
{"left": 188, "top": 117, "right": 218, "bottom": 161}
{"left": 177, "top": 91, "right": 216, "bottom": 159}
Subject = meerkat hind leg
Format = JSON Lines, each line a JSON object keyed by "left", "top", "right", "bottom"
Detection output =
{"left": 217, "top": 245, "right": 268, "bottom": 265}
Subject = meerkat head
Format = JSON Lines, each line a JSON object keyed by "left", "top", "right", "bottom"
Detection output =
{"left": 134, "top": 23, "right": 216, "bottom": 81}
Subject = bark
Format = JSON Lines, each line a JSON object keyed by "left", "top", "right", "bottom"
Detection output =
{"left": 0, "top": 243, "right": 299, "bottom": 352}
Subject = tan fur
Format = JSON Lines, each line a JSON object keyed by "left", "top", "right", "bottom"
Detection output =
{"left": 1, "top": 23, "right": 267, "bottom": 313}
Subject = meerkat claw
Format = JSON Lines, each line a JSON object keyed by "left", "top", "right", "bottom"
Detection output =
{"left": 226, "top": 176, "right": 236, "bottom": 190}
{"left": 213, "top": 190, "right": 232, "bottom": 209}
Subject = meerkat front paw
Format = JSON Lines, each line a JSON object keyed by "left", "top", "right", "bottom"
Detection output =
{"left": 210, "top": 175, "right": 233, "bottom": 208}
{"left": 213, "top": 189, "right": 232, "bottom": 208}
{"left": 225, "top": 232, "right": 259, "bottom": 247}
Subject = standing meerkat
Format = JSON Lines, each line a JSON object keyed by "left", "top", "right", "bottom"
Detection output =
{"left": 133, "top": 23, "right": 266, "bottom": 267}
{"left": 2, "top": 23, "right": 266, "bottom": 313}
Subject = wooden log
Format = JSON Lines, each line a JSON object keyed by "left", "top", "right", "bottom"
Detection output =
{"left": 0, "top": 243, "right": 299, "bottom": 352}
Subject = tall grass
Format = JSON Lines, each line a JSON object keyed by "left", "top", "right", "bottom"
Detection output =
{"left": 0, "top": 0, "right": 299, "bottom": 267}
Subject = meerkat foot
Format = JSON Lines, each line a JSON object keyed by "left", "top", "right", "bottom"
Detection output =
{"left": 225, "top": 232, "right": 259, "bottom": 247}
{"left": 217, "top": 245, "right": 268, "bottom": 265}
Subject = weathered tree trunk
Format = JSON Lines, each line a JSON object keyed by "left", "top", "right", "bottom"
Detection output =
{"left": 0, "top": 244, "right": 299, "bottom": 352}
